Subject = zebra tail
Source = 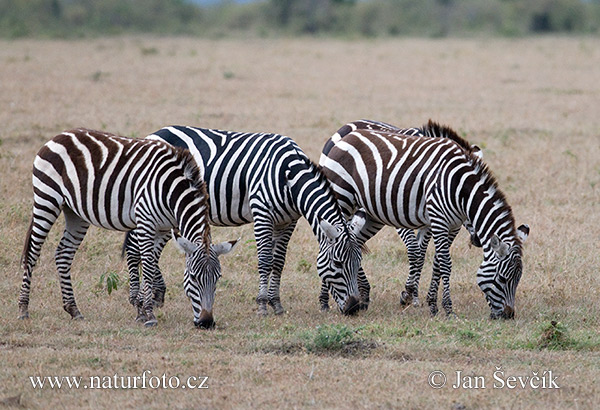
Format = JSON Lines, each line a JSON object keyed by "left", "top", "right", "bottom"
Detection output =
{"left": 21, "top": 217, "right": 35, "bottom": 270}
{"left": 121, "top": 230, "right": 134, "bottom": 260}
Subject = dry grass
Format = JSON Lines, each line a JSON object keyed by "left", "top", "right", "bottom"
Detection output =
{"left": 1, "top": 36, "right": 599, "bottom": 409}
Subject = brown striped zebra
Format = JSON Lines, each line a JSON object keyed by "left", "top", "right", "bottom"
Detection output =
{"left": 318, "top": 119, "right": 484, "bottom": 311}
{"left": 319, "top": 120, "right": 529, "bottom": 319}
{"left": 18, "top": 129, "right": 237, "bottom": 328}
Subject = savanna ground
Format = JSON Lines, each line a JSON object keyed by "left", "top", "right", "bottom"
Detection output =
{"left": 0, "top": 36, "right": 599, "bottom": 409}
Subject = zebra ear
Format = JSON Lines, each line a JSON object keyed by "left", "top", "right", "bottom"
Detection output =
{"left": 471, "top": 144, "right": 483, "bottom": 159}
{"left": 470, "top": 233, "right": 482, "bottom": 248}
{"left": 490, "top": 235, "right": 509, "bottom": 259}
{"left": 320, "top": 220, "right": 342, "bottom": 241}
{"left": 517, "top": 224, "right": 530, "bottom": 243}
{"left": 212, "top": 238, "right": 240, "bottom": 256}
{"left": 464, "top": 222, "right": 482, "bottom": 248}
{"left": 350, "top": 211, "right": 366, "bottom": 235}
{"left": 172, "top": 230, "right": 199, "bottom": 255}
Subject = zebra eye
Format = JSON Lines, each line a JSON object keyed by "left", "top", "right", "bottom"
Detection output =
{"left": 332, "top": 260, "right": 343, "bottom": 269}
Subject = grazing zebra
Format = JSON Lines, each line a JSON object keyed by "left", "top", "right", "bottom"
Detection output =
{"left": 319, "top": 120, "right": 529, "bottom": 319}
{"left": 123, "top": 126, "right": 363, "bottom": 316}
{"left": 318, "top": 119, "right": 483, "bottom": 311}
{"left": 18, "top": 129, "right": 237, "bottom": 328}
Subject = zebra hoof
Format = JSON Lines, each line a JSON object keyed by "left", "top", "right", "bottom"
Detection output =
{"left": 446, "top": 312, "right": 457, "bottom": 320}
{"left": 269, "top": 299, "right": 284, "bottom": 315}
{"left": 399, "top": 291, "right": 412, "bottom": 306}
{"left": 18, "top": 312, "right": 29, "bottom": 320}
{"left": 72, "top": 314, "right": 85, "bottom": 321}
{"left": 144, "top": 319, "right": 158, "bottom": 327}
{"left": 320, "top": 304, "right": 330, "bottom": 312}
{"left": 153, "top": 291, "right": 165, "bottom": 308}
{"left": 135, "top": 314, "right": 148, "bottom": 323}
{"left": 412, "top": 297, "right": 421, "bottom": 307}
{"left": 256, "top": 306, "right": 268, "bottom": 317}
{"left": 359, "top": 302, "right": 369, "bottom": 311}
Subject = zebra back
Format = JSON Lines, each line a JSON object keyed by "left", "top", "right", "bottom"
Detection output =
{"left": 146, "top": 125, "right": 363, "bottom": 314}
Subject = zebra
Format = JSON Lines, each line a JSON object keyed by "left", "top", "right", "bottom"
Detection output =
{"left": 122, "top": 126, "right": 364, "bottom": 316}
{"left": 18, "top": 128, "right": 237, "bottom": 328}
{"left": 319, "top": 120, "right": 529, "bottom": 319}
{"left": 318, "top": 119, "right": 484, "bottom": 311}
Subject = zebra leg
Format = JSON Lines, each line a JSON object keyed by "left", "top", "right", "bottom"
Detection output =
{"left": 427, "top": 255, "right": 441, "bottom": 317}
{"left": 398, "top": 229, "right": 417, "bottom": 306}
{"left": 18, "top": 201, "right": 63, "bottom": 319}
{"left": 440, "top": 227, "right": 460, "bottom": 317}
{"left": 123, "top": 230, "right": 147, "bottom": 322}
{"left": 252, "top": 212, "right": 275, "bottom": 316}
{"left": 353, "top": 214, "right": 385, "bottom": 310}
{"left": 137, "top": 229, "right": 159, "bottom": 327}
{"left": 123, "top": 230, "right": 142, "bottom": 307}
{"left": 319, "top": 281, "right": 330, "bottom": 311}
{"left": 427, "top": 227, "right": 459, "bottom": 317}
{"left": 267, "top": 221, "right": 297, "bottom": 315}
{"left": 357, "top": 266, "right": 371, "bottom": 310}
{"left": 125, "top": 230, "right": 169, "bottom": 321}
{"left": 399, "top": 228, "right": 431, "bottom": 307}
{"left": 55, "top": 207, "right": 90, "bottom": 320}
{"left": 151, "top": 232, "right": 170, "bottom": 308}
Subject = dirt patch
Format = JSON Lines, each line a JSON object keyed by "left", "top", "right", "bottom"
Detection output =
{"left": 259, "top": 338, "right": 378, "bottom": 358}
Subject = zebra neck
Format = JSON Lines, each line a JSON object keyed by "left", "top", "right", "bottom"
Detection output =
{"left": 170, "top": 190, "right": 209, "bottom": 247}
{"left": 464, "top": 179, "right": 517, "bottom": 250}
{"left": 286, "top": 160, "right": 343, "bottom": 236}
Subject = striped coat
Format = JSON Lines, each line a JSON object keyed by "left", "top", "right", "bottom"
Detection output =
{"left": 319, "top": 121, "right": 529, "bottom": 318}
{"left": 124, "top": 126, "right": 363, "bottom": 316}
{"left": 19, "top": 129, "right": 236, "bottom": 328}
{"left": 318, "top": 119, "right": 483, "bottom": 310}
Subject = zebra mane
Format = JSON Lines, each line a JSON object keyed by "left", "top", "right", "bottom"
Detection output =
{"left": 173, "top": 146, "right": 211, "bottom": 249}
{"left": 308, "top": 159, "right": 338, "bottom": 204}
{"left": 468, "top": 155, "right": 519, "bottom": 245}
{"left": 419, "top": 121, "right": 519, "bottom": 244}
{"left": 421, "top": 120, "right": 475, "bottom": 153}
{"left": 173, "top": 147, "right": 203, "bottom": 190}
{"left": 308, "top": 159, "right": 347, "bottom": 221}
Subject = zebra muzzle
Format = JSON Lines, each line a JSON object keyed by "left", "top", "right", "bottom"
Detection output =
{"left": 501, "top": 305, "right": 515, "bottom": 320}
{"left": 342, "top": 295, "right": 360, "bottom": 316}
{"left": 194, "top": 309, "right": 215, "bottom": 329}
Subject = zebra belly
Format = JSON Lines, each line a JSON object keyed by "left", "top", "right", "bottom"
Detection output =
{"left": 61, "top": 194, "right": 137, "bottom": 232}
{"left": 360, "top": 200, "right": 429, "bottom": 230}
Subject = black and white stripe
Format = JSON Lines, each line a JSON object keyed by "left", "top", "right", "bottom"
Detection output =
{"left": 124, "top": 126, "right": 362, "bottom": 316}
{"left": 18, "top": 128, "right": 235, "bottom": 328}
{"left": 319, "top": 120, "right": 529, "bottom": 318}
{"left": 319, "top": 119, "right": 484, "bottom": 310}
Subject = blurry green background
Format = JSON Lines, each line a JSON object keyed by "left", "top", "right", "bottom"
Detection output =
{"left": 1, "top": 0, "right": 599, "bottom": 38}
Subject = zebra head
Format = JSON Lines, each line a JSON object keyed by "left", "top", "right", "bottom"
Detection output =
{"left": 477, "top": 224, "right": 529, "bottom": 320}
{"left": 317, "top": 219, "right": 364, "bottom": 315}
{"left": 173, "top": 231, "right": 238, "bottom": 329}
